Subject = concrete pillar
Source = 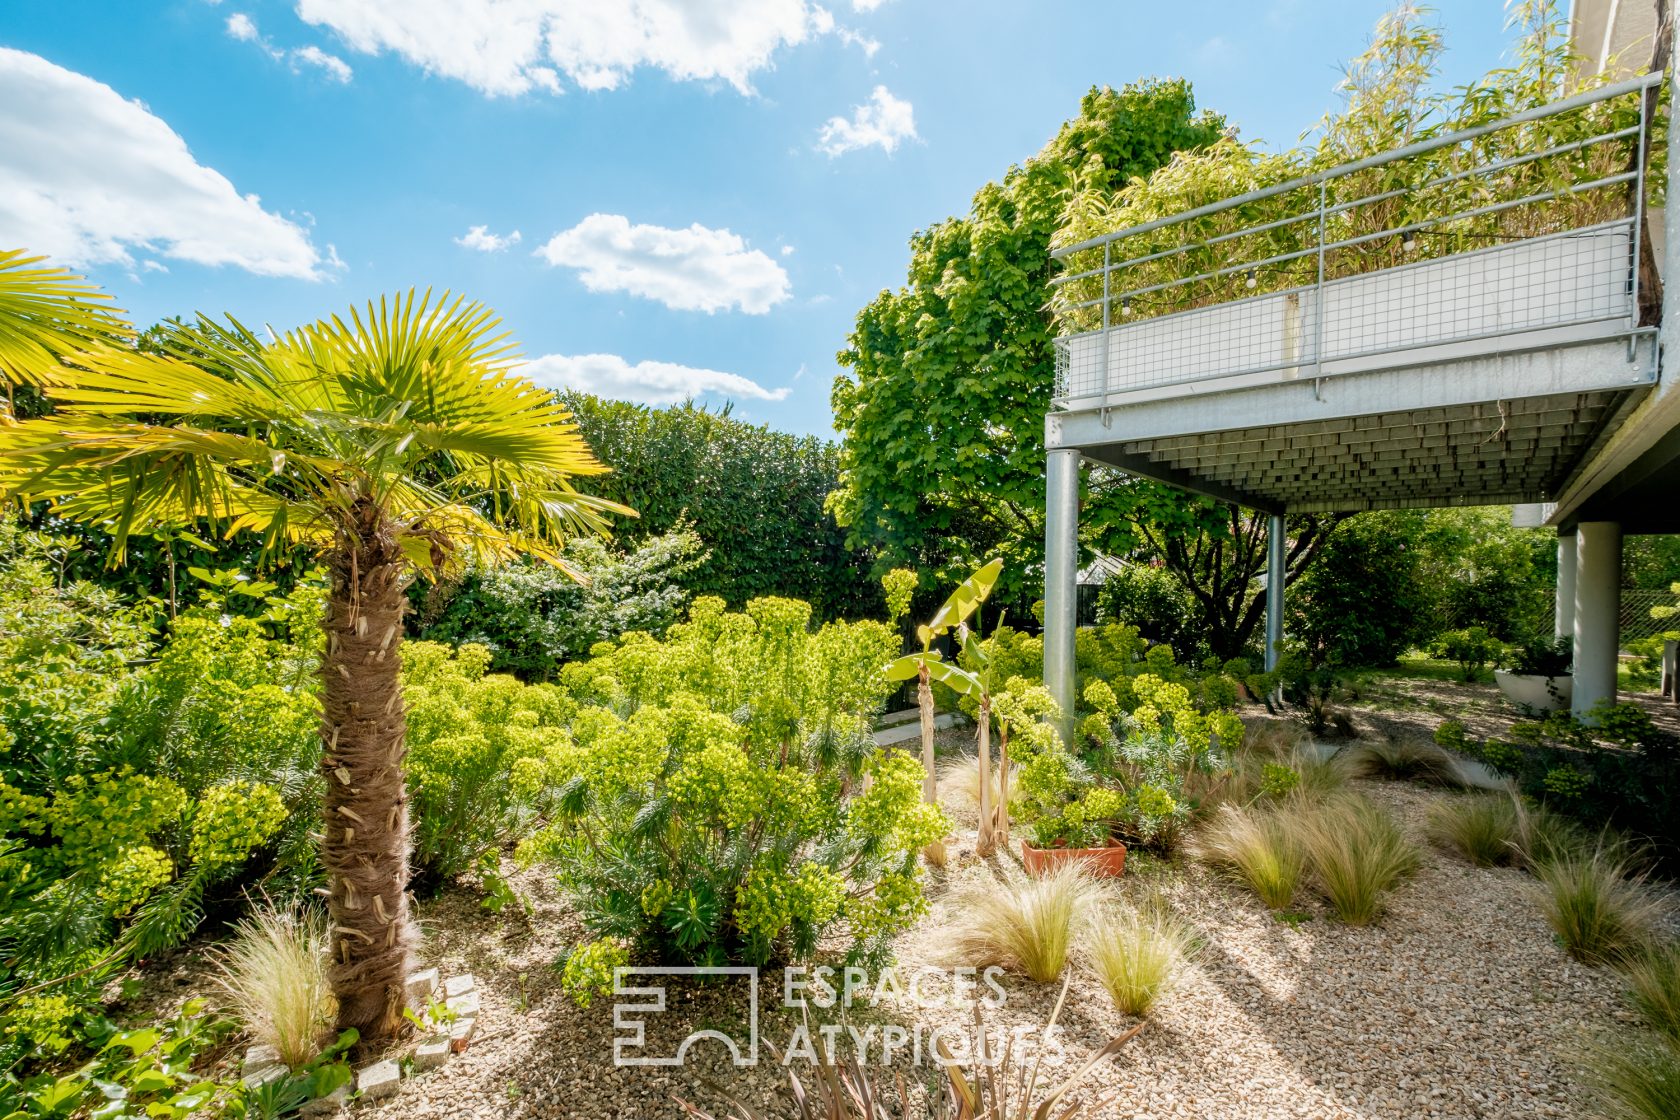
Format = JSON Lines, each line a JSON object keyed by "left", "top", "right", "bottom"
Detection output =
{"left": 1044, "top": 449, "right": 1080, "bottom": 743}
{"left": 1554, "top": 530, "right": 1577, "bottom": 644}
{"left": 1265, "top": 514, "right": 1286, "bottom": 671}
{"left": 1572, "top": 521, "right": 1622, "bottom": 721}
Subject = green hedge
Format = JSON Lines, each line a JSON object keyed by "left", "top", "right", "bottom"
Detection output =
{"left": 560, "top": 392, "right": 878, "bottom": 620}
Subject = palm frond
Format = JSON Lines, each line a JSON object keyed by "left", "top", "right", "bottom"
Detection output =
{"left": 0, "top": 249, "right": 130, "bottom": 389}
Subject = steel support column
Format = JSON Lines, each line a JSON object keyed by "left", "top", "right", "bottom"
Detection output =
{"left": 1554, "top": 529, "right": 1578, "bottom": 644}
{"left": 1572, "top": 521, "right": 1622, "bottom": 721}
{"left": 1265, "top": 514, "right": 1286, "bottom": 671}
{"left": 1044, "top": 449, "right": 1081, "bottom": 744}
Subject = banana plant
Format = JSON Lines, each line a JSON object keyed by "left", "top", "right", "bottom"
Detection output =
{"left": 885, "top": 559, "right": 1003, "bottom": 860}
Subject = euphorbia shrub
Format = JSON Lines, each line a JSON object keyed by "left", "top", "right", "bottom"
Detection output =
{"left": 521, "top": 596, "right": 946, "bottom": 994}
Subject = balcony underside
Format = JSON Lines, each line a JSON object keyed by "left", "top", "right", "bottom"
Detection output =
{"left": 1045, "top": 334, "right": 1656, "bottom": 515}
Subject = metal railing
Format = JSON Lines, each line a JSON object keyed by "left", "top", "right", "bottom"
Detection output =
{"left": 1050, "top": 71, "right": 1664, "bottom": 408}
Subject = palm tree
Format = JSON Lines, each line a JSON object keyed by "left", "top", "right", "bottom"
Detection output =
{"left": 0, "top": 249, "right": 128, "bottom": 412}
{"left": 0, "top": 273, "right": 629, "bottom": 1041}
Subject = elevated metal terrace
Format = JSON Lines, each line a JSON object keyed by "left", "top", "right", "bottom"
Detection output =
{"left": 1044, "top": 71, "right": 1663, "bottom": 514}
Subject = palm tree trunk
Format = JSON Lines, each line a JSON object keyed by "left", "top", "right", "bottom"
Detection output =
{"left": 321, "top": 511, "right": 414, "bottom": 1043}
{"left": 995, "top": 727, "right": 1010, "bottom": 848}
{"left": 975, "top": 696, "right": 995, "bottom": 858}
{"left": 918, "top": 667, "right": 945, "bottom": 865}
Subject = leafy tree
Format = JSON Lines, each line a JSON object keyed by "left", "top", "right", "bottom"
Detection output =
{"left": 0, "top": 276, "right": 626, "bottom": 1043}
{"left": 561, "top": 391, "right": 877, "bottom": 619}
{"left": 1290, "top": 512, "right": 1431, "bottom": 667}
{"left": 414, "top": 526, "right": 706, "bottom": 678}
{"left": 830, "top": 82, "right": 1227, "bottom": 605}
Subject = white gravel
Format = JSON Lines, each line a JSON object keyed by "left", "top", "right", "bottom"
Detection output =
{"left": 350, "top": 773, "right": 1672, "bottom": 1120}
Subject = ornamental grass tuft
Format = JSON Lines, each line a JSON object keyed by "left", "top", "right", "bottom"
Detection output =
{"left": 1085, "top": 904, "right": 1197, "bottom": 1017}
{"left": 946, "top": 863, "right": 1105, "bottom": 983}
{"left": 1298, "top": 795, "right": 1420, "bottom": 925}
{"left": 1580, "top": 1033, "right": 1680, "bottom": 1120}
{"left": 1196, "top": 803, "right": 1306, "bottom": 910}
{"left": 1531, "top": 847, "right": 1663, "bottom": 965}
{"left": 211, "top": 904, "right": 334, "bottom": 1070}
{"left": 1625, "top": 943, "right": 1680, "bottom": 1046}
{"left": 1426, "top": 793, "right": 1520, "bottom": 866}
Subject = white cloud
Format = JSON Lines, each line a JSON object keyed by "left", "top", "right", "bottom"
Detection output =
{"left": 817, "top": 85, "right": 916, "bottom": 156}
{"left": 852, "top": 0, "right": 891, "bottom": 9}
{"left": 523, "top": 353, "right": 789, "bottom": 404}
{"left": 292, "top": 45, "right": 353, "bottom": 82}
{"left": 226, "top": 12, "right": 259, "bottom": 40}
{"left": 535, "top": 213, "right": 789, "bottom": 314}
{"left": 454, "top": 224, "right": 521, "bottom": 252}
{"left": 0, "top": 48, "right": 325, "bottom": 279}
{"left": 836, "top": 28, "right": 880, "bottom": 58}
{"left": 780, "top": 244, "right": 795, "bottom": 256}
{"left": 295, "top": 0, "right": 834, "bottom": 97}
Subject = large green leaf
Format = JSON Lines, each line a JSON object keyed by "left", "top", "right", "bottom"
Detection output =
{"left": 925, "top": 558, "right": 1003, "bottom": 638}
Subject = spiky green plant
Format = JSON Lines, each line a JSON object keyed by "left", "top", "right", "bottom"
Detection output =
{"left": 1532, "top": 849, "right": 1663, "bottom": 965}
{"left": 1426, "top": 794, "right": 1520, "bottom": 866}
{"left": 1299, "top": 796, "right": 1420, "bottom": 925}
{"left": 1196, "top": 804, "right": 1306, "bottom": 909}
{"left": 1350, "top": 740, "right": 1468, "bottom": 788}
{"left": 945, "top": 863, "right": 1105, "bottom": 983}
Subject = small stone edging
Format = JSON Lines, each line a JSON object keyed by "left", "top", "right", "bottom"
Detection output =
{"left": 239, "top": 968, "right": 479, "bottom": 1115}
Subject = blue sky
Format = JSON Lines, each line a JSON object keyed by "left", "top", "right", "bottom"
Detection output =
{"left": 1, "top": 1, "right": 1516, "bottom": 436}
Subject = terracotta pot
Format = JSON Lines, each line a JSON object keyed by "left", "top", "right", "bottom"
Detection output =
{"left": 1020, "top": 838, "right": 1127, "bottom": 878}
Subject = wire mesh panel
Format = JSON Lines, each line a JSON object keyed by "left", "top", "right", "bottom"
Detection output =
{"left": 1050, "top": 71, "right": 1661, "bottom": 410}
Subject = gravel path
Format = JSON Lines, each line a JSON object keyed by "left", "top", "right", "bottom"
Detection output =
{"left": 355, "top": 775, "right": 1671, "bottom": 1120}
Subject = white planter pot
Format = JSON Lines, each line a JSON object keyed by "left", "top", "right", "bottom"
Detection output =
{"left": 1495, "top": 670, "right": 1572, "bottom": 712}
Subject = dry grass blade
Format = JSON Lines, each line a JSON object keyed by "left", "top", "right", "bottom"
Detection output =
{"left": 945, "top": 863, "right": 1107, "bottom": 983}
{"left": 210, "top": 903, "right": 334, "bottom": 1069}
{"left": 1195, "top": 803, "right": 1306, "bottom": 909}
{"left": 1578, "top": 1032, "right": 1680, "bottom": 1120}
{"left": 1348, "top": 740, "right": 1470, "bottom": 788}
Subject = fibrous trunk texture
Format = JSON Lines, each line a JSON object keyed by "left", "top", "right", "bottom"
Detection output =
{"left": 918, "top": 669, "right": 945, "bottom": 866}
{"left": 975, "top": 697, "right": 996, "bottom": 858}
{"left": 996, "top": 729, "right": 1010, "bottom": 847}
{"left": 321, "top": 506, "right": 414, "bottom": 1043}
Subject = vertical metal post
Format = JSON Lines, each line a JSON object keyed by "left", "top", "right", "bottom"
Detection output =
{"left": 1554, "top": 529, "right": 1578, "bottom": 645}
{"left": 1100, "top": 242, "right": 1112, "bottom": 420}
{"left": 1313, "top": 180, "right": 1327, "bottom": 377}
{"left": 1044, "top": 449, "right": 1081, "bottom": 744}
{"left": 1629, "top": 71, "right": 1650, "bottom": 335}
{"left": 1265, "top": 514, "right": 1285, "bottom": 672}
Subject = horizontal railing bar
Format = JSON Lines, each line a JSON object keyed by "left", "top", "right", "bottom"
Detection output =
{"left": 1050, "top": 69, "right": 1660, "bottom": 259}
{"left": 1052, "top": 123, "right": 1642, "bottom": 287}
{"left": 1091, "top": 179, "right": 1637, "bottom": 305}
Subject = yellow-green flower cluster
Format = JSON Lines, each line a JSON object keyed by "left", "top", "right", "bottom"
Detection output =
{"left": 99, "top": 845, "right": 174, "bottom": 916}
{"left": 561, "top": 938, "right": 629, "bottom": 1008}
{"left": 848, "top": 870, "right": 927, "bottom": 939}
{"left": 882, "top": 568, "right": 917, "bottom": 624}
{"left": 188, "top": 781, "right": 286, "bottom": 873}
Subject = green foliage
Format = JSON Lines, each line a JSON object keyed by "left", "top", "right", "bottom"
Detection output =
{"left": 1581, "top": 1032, "right": 1680, "bottom": 1120}
{"left": 1094, "top": 563, "right": 1200, "bottom": 663}
{"left": 1625, "top": 944, "right": 1680, "bottom": 1048}
{"left": 1197, "top": 803, "right": 1305, "bottom": 910}
{"left": 402, "top": 642, "right": 577, "bottom": 884}
{"left": 1445, "top": 706, "right": 1680, "bottom": 868}
{"left": 881, "top": 568, "right": 917, "bottom": 626}
{"left": 415, "top": 526, "right": 706, "bottom": 679}
{"left": 1085, "top": 904, "right": 1196, "bottom": 1017}
{"left": 1289, "top": 513, "right": 1429, "bottom": 667}
{"left": 524, "top": 596, "right": 944, "bottom": 971}
{"left": 560, "top": 938, "right": 629, "bottom": 1009}
{"left": 560, "top": 392, "right": 877, "bottom": 620}
{"left": 1433, "top": 626, "right": 1503, "bottom": 682}
{"left": 0, "top": 998, "right": 241, "bottom": 1118}
{"left": 831, "top": 80, "right": 1225, "bottom": 606}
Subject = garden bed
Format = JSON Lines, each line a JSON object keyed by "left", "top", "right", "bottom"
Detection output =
{"left": 257, "top": 772, "right": 1666, "bottom": 1120}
